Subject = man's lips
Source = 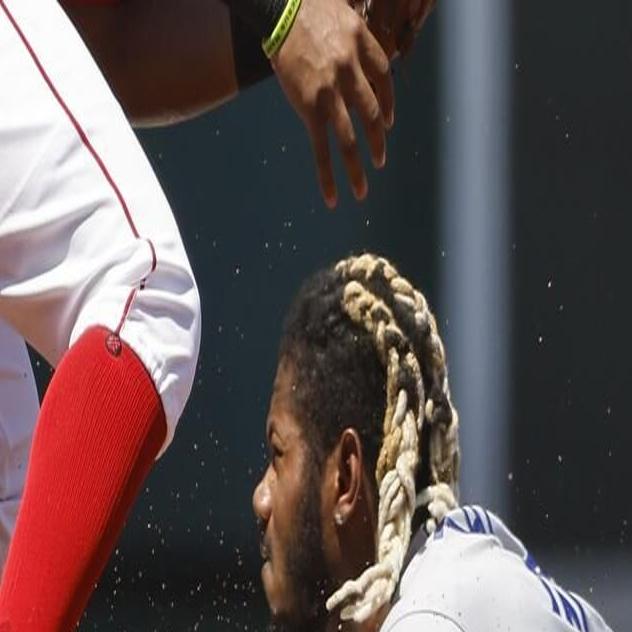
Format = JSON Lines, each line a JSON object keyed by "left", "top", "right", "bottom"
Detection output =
{"left": 260, "top": 540, "right": 271, "bottom": 562}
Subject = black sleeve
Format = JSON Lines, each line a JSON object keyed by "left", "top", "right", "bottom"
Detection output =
{"left": 221, "top": 0, "right": 286, "bottom": 38}
{"left": 230, "top": 11, "right": 274, "bottom": 89}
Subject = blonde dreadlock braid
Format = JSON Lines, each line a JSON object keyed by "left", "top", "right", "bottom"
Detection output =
{"left": 325, "top": 254, "right": 460, "bottom": 623}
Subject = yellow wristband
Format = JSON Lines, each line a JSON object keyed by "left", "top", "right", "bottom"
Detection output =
{"left": 262, "top": 0, "right": 302, "bottom": 58}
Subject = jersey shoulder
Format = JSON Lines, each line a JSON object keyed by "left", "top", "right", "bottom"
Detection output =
{"left": 381, "top": 505, "right": 612, "bottom": 632}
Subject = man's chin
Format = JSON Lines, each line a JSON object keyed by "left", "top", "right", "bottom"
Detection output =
{"left": 261, "top": 564, "right": 296, "bottom": 630}
{"left": 261, "top": 559, "right": 273, "bottom": 592}
{"left": 265, "top": 592, "right": 330, "bottom": 632}
{"left": 261, "top": 565, "right": 285, "bottom": 623}
{"left": 262, "top": 577, "right": 328, "bottom": 632}
{"left": 267, "top": 612, "right": 324, "bottom": 632}
{"left": 266, "top": 602, "right": 305, "bottom": 632}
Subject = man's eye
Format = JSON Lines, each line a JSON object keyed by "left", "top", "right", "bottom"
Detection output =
{"left": 270, "top": 445, "right": 283, "bottom": 464}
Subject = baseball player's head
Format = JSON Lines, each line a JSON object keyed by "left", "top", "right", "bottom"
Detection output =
{"left": 253, "top": 254, "right": 460, "bottom": 631}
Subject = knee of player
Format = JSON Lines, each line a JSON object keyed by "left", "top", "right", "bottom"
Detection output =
{"left": 146, "top": 264, "right": 202, "bottom": 420}
{"left": 189, "top": 280, "right": 202, "bottom": 360}
{"left": 176, "top": 274, "right": 202, "bottom": 377}
{"left": 151, "top": 276, "right": 201, "bottom": 456}
{"left": 166, "top": 259, "right": 201, "bottom": 353}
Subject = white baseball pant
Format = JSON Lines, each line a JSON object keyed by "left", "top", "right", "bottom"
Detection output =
{"left": 0, "top": 0, "right": 202, "bottom": 559}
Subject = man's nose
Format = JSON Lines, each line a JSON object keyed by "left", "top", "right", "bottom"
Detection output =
{"left": 252, "top": 468, "right": 272, "bottom": 523}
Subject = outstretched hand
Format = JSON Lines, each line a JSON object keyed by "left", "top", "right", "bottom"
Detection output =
{"left": 355, "top": 0, "right": 437, "bottom": 60}
{"left": 271, "top": 0, "right": 393, "bottom": 208}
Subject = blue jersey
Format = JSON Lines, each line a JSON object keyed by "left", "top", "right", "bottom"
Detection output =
{"left": 380, "top": 505, "right": 612, "bottom": 632}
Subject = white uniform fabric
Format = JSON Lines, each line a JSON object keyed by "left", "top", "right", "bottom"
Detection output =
{"left": 0, "top": 320, "right": 38, "bottom": 569}
{"left": 381, "top": 505, "right": 612, "bottom": 632}
{"left": 0, "top": 0, "right": 201, "bottom": 455}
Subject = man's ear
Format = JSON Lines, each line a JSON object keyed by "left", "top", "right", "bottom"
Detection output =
{"left": 332, "top": 428, "right": 364, "bottom": 526}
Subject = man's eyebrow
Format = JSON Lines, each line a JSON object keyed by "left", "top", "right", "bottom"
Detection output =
{"left": 266, "top": 418, "right": 276, "bottom": 441}
{"left": 267, "top": 422, "right": 289, "bottom": 449}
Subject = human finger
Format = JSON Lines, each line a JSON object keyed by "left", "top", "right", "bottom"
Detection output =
{"left": 357, "top": 23, "right": 394, "bottom": 127}
{"left": 306, "top": 117, "right": 338, "bottom": 208}
{"left": 330, "top": 94, "right": 367, "bottom": 201}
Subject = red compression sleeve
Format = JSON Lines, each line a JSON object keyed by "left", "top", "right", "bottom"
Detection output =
{"left": 0, "top": 326, "right": 167, "bottom": 631}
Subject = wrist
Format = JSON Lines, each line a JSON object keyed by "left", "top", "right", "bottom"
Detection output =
{"left": 261, "top": 0, "right": 302, "bottom": 58}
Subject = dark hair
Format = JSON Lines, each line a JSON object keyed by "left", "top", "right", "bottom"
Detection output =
{"left": 278, "top": 262, "right": 438, "bottom": 503}
{"left": 278, "top": 254, "right": 460, "bottom": 621}
{"left": 279, "top": 267, "right": 386, "bottom": 478}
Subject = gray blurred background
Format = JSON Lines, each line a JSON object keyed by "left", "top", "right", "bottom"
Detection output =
{"left": 34, "top": 0, "right": 632, "bottom": 628}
